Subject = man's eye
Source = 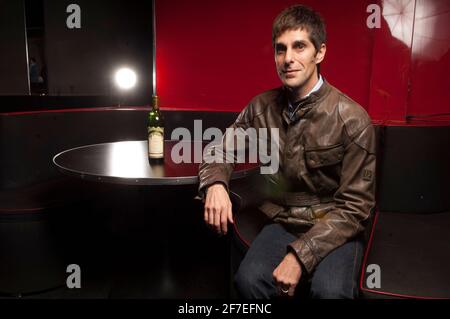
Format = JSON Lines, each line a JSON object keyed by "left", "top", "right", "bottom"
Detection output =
{"left": 275, "top": 44, "right": 286, "bottom": 54}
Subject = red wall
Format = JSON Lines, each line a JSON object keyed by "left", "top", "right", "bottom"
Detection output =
{"left": 157, "top": 0, "right": 450, "bottom": 123}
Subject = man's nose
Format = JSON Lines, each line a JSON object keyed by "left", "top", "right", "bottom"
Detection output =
{"left": 284, "top": 48, "right": 294, "bottom": 65}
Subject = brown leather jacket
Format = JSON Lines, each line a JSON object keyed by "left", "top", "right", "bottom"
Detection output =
{"left": 198, "top": 79, "right": 376, "bottom": 274}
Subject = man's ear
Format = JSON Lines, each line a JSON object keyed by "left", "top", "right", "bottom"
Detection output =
{"left": 315, "top": 43, "right": 326, "bottom": 64}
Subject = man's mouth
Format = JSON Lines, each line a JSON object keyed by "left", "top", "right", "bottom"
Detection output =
{"left": 283, "top": 70, "right": 300, "bottom": 78}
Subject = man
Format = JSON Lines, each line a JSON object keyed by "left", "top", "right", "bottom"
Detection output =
{"left": 198, "top": 5, "right": 376, "bottom": 299}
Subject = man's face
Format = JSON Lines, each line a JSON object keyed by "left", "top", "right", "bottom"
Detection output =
{"left": 274, "top": 28, "right": 325, "bottom": 92}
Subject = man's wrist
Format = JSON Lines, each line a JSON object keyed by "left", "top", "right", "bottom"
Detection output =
{"left": 286, "top": 252, "right": 301, "bottom": 266}
{"left": 207, "top": 181, "right": 227, "bottom": 193}
{"left": 287, "top": 250, "right": 305, "bottom": 273}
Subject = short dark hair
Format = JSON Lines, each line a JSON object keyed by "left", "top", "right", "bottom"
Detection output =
{"left": 272, "top": 5, "right": 327, "bottom": 53}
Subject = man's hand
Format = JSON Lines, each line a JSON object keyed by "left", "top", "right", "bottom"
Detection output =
{"left": 273, "top": 252, "right": 303, "bottom": 297}
{"left": 204, "top": 183, "right": 233, "bottom": 235}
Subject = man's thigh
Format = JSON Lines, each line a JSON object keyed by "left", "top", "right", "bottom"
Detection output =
{"left": 243, "top": 223, "right": 297, "bottom": 268}
{"left": 310, "top": 238, "right": 364, "bottom": 299}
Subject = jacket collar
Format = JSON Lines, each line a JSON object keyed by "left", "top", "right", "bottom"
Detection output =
{"left": 279, "top": 78, "right": 332, "bottom": 124}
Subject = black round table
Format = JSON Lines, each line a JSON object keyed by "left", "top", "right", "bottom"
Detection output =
{"left": 53, "top": 140, "right": 259, "bottom": 185}
{"left": 52, "top": 140, "right": 259, "bottom": 298}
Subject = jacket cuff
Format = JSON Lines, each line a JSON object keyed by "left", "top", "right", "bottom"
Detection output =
{"left": 287, "top": 235, "right": 319, "bottom": 274}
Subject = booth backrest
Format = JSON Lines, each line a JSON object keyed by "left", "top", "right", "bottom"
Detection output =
{"left": 3, "top": 108, "right": 449, "bottom": 214}
{"left": 377, "top": 126, "right": 450, "bottom": 213}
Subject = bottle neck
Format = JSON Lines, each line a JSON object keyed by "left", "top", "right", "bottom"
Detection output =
{"left": 152, "top": 95, "right": 160, "bottom": 110}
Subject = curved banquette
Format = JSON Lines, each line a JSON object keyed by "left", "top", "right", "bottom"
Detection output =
{"left": 1, "top": 107, "right": 450, "bottom": 299}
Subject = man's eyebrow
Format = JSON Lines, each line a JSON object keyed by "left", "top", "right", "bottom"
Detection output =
{"left": 275, "top": 43, "right": 287, "bottom": 50}
{"left": 293, "top": 40, "right": 307, "bottom": 46}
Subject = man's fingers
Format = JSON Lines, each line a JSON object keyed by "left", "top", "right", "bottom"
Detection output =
{"left": 279, "top": 284, "right": 293, "bottom": 297}
{"left": 213, "top": 208, "right": 222, "bottom": 233}
{"left": 287, "top": 285, "right": 296, "bottom": 297}
{"left": 204, "top": 192, "right": 212, "bottom": 223}
{"left": 278, "top": 284, "right": 290, "bottom": 296}
{"left": 273, "top": 271, "right": 292, "bottom": 297}
{"left": 209, "top": 208, "right": 215, "bottom": 228}
{"left": 227, "top": 203, "right": 234, "bottom": 224}
{"left": 220, "top": 208, "right": 228, "bottom": 234}
{"left": 203, "top": 185, "right": 233, "bottom": 235}
{"left": 288, "top": 286, "right": 295, "bottom": 297}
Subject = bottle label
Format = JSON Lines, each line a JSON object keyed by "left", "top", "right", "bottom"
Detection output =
{"left": 148, "top": 126, "right": 164, "bottom": 158}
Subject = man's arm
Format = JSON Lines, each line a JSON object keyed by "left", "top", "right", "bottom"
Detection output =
{"left": 198, "top": 104, "right": 254, "bottom": 234}
{"left": 288, "top": 123, "right": 376, "bottom": 274}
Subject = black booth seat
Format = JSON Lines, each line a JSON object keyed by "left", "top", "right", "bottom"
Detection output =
{"left": 360, "top": 210, "right": 450, "bottom": 299}
{"left": 0, "top": 177, "right": 101, "bottom": 213}
{"left": 230, "top": 189, "right": 269, "bottom": 256}
{"left": 359, "top": 126, "right": 450, "bottom": 299}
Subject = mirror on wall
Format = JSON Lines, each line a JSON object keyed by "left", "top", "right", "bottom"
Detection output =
{"left": 0, "top": 0, "right": 29, "bottom": 96}
{"left": 1, "top": 0, "right": 154, "bottom": 107}
{"left": 25, "top": 0, "right": 47, "bottom": 95}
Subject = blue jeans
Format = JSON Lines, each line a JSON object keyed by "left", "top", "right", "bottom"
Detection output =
{"left": 234, "top": 223, "right": 364, "bottom": 299}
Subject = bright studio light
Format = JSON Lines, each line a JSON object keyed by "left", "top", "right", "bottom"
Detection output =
{"left": 115, "top": 67, "right": 137, "bottom": 90}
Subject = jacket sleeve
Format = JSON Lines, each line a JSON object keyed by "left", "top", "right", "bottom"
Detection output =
{"left": 198, "top": 104, "right": 254, "bottom": 198}
{"left": 288, "top": 122, "right": 377, "bottom": 274}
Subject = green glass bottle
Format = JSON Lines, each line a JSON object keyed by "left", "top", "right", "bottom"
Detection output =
{"left": 147, "top": 95, "right": 164, "bottom": 161}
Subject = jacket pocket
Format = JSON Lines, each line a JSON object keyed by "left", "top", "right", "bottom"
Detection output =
{"left": 305, "top": 144, "right": 344, "bottom": 168}
{"left": 304, "top": 144, "right": 344, "bottom": 193}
